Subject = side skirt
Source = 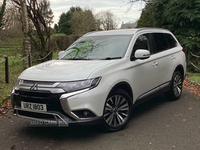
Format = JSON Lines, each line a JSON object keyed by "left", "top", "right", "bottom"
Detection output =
{"left": 133, "top": 81, "right": 171, "bottom": 108}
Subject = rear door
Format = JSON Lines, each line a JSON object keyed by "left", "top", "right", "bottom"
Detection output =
{"left": 151, "top": 33, "right": 179, "bottom": 87}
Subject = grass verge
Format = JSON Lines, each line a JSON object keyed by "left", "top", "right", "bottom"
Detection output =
{"left": 186, "top": 72, "right": 200, "bottom": 84}
{"left": 0, "top": 52, "right": 58, "bottom": 105}
{"left": 0, "top": 57, "right": 24, "bottom": 105}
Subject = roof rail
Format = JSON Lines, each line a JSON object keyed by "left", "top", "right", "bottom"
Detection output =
{"left": 135, "top": 27, "right": 170, "bottom": 33}
{"left": 83, "top": 31, "right": 101, "bottom": 37}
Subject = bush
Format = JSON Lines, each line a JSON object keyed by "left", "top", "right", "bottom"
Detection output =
{"left": 52, "top": 35, "right": 80, "bottom": 51}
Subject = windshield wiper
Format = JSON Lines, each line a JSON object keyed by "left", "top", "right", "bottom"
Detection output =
{"left": 63, "top": 58, "right": 92, "bottom": 60}
{"left": 101, "top": 57, "right": 122, "bottom": 60}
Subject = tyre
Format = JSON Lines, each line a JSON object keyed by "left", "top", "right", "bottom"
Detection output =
{"left": 102, "top": 89, "right": 132, "bottom": 132}
{"left": 166, "top": 71, "right": 183, "bottom": 101}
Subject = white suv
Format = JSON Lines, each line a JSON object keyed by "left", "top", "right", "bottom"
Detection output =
{"left": 11, "top": 28, "right": 186, "bottom": 131}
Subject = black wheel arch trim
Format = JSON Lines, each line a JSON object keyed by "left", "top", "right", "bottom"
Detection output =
{"left": 174, "top": 65, "right": 185, "bottom": 80}
{"left": 108, "top": 82, "right": 133, "bottom": 103}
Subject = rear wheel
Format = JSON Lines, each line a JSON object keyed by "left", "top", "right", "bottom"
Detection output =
{"left": 166, "top": 71, "right": 183, "bottom": 101}
{"left": 102, "top": 89, "right": 132, "bottom": 132}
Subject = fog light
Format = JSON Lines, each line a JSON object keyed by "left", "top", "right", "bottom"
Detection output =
{"left": 73, "top": 110, "right": 96, "bottom": 118}
{"left": 83, "top": 111, "right": 88, "bottom": 116}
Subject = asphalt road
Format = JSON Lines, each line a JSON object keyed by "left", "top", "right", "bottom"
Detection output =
{"left": 0, "top": 87, "right": 200, "bottom": 150}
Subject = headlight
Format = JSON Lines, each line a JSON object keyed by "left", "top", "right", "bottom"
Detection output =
{"left": 11, "top": 79, "right": 22, "bottom": 92}
{"left": 56, "top": 77, "right": 101, "bottom": 93}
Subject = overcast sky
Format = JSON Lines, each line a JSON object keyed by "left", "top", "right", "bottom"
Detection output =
{"left": 49, "top": 0, "right": 145, "bottom": 28}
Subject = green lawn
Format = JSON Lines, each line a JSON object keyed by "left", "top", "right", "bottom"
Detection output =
{"left": 51, "top": 33, "right": 65, "bottom": 37}
{"left": 0, "top": 37, "right": 23, "bottom": 56}
{"left": 0, "top": 35, "right": 60, "bottom": 105}
{"left": 186, "top": 72, "right": 200, "bottom": 84}
{"left": 0, "top": 55, "right": 24, "bottom": 104}
{"left": 0, "top": 53, "right": 58, "bottom": 105}
{"left": 0, "top": 36, "right": 23, "bottom": 104}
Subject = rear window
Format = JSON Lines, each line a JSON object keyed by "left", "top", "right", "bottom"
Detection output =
{"left": 165, "top": 34, "right": 177, "bottom": 49}
{"left": 152, "top": 33, "right": 168, "bottom": 52}
{"left": 153, "top": 33, "right": 178, "bottom": 53}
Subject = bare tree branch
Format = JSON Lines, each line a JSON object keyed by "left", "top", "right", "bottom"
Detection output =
{"left": 96, "top": 10, "right": 118, "bottom": 30}
{"left": 0, "top": 0, "right": 7, "bottom": 30}
{"left": 12, "top": 0, "right": 54, "bottom": 62}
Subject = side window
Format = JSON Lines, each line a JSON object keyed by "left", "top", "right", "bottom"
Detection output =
{"left": 133, "top": 34, "right": 151, "bottom": 54}
{"left": 153, "top": 33, "right": 168, "bottom": 52}
{"left": 165, "top": 33, "right": 177, "bottom": 49}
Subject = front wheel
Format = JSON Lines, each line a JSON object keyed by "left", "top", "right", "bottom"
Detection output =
{"left": 165, "top": 71, "right": 183, "bottom": 101}
{"left": 102, "top": 89, "right": 132, "bottom": 132}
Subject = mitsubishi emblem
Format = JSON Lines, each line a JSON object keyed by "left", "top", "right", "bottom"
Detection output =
{"left": 30, "top": 83, "right": 38, "bottom": 91}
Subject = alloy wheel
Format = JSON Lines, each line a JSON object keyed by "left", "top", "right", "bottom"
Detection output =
{"left": 104, "top": 94, "right": 130, "bottom": 128}
{"left": 173, "top": 73, "right": 182, "bottom": 97}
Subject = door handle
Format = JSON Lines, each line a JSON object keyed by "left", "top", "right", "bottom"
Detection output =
{"left": 153, "top": 61, "right": 158, "bottom": 67}
{"left": 171, "top": 55, "right": 176, "bottom": 60}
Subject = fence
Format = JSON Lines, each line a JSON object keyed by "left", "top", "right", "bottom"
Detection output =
{"left": 0, "top": 51, "right": 54, "bottom": 84}
{"left": 189, "top": 51, "right": 200, "bottom": 70}
{"left": 0, "top": 56, "right": 9, "bottom": 83}
{"left": 0, "top": 54, "right": 31, "bottom": 84}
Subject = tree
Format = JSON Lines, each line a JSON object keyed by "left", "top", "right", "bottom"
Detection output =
{"left": 96, "top": 10, "right": 118, "bottom": 30}
{"left": 13, "top": 0, "right": 54, "bottom": 62}
{"left": 137, "top": 4, "right": 154, "bottom": 28}
{"left": 69, "top": 8, "right": 100, "bottom": 36}
{"left": 124, "top": 0, "right": 153, "bottom": 11}
{"left": 124, "top": 0, "right": 151, "bottom": 2}
{"left": 38, "top": 0, "right": 53, "bottom": 31}
{"left": 58, "top": 6, "right": 81, "bottom": 35}
{"left": 58, "top": 12, "right": 71, "bottom": 34}
{"left": 124, "top": 0, "right": 153, "bottom": 5}
{"left": 11, "top": 0, "right": 31, "bottom": 69}
{"left": 137, "top": 0, "right": 200, "bottom": 72}
{"left": 2, "top": 3, "right": 24, "bottom": 37}
{"left": 0, "top": 0, "right": 6, "bottom": 31}
{"left": 137, "top": 0, "right": 200, "bottom": 46}
{"left": 54, "top": 23, "right": 58, "bottom": 33}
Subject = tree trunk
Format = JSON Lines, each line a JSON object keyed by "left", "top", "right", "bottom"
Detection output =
{"left": 0, "top": 0, "right": 6, "bottom": 31}
{"left": 19, "top": 0, "right": 31, "bottom": 68}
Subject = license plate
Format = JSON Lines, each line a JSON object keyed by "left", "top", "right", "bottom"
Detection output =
{"left": 21, "top": 102, "right": 47, "bottom": 112}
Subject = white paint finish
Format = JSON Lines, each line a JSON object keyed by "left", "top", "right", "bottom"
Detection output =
{"left": 129, "top": 54, "right": 159, "bottom": 100}
{"left": 18, "top": 59, "right": 117, "bottom": 81}
{"left": 157, "top": 47, "right": 185, "bottom": 85}
{"left": 135, "top": 49, "right": 150, "bottom": 59}
{"left": 62, "top": 79, "right": 110, "bottom": 117}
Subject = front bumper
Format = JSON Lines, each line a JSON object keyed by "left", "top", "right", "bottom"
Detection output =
{"left": 13, "top": 106, "right": 103, "bottom": 126}
{"left": 11, "top": 79, "right": 109, "bottom": 126}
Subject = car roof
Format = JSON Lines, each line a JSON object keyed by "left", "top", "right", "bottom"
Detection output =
{"left": 83, "top": 28, "right": 171, "bottom": 37}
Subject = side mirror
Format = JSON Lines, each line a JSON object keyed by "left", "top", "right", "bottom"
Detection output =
{"left": 135, "top": 49, "right": 150, "bottom": 59}
{"left": 58, "top": 51, "right": 65, "bottom": 58}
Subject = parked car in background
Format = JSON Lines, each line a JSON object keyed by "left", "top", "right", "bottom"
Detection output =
{"left": 11, "top": 28, "right": 186, "bottom": 131}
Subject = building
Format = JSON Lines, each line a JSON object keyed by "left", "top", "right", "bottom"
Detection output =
{"left": 121, "top": 23, "right": 137, "bottom": 29}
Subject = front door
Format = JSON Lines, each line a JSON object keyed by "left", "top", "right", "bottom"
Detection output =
{"left": 129, "top": 33, "right": 159, "bottom": 101}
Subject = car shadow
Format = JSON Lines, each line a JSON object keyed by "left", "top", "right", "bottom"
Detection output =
{"left": 131, "top": 94, "right": 169, "bottom": 118}
{"left": 21, "top": 123, "right": 103, "bottom": 140}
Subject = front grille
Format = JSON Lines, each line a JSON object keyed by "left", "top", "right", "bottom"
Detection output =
{"left": 17, "top": 90, "right": 51, "bottom": 98}
{"left": 12, "top": 90, "right": 75, "bottom": 121}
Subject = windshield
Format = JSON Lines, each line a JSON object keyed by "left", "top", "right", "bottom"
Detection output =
{"left": 59, "top": 35, "right": 132, "bottom": 60}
